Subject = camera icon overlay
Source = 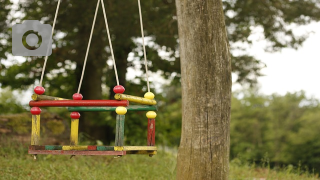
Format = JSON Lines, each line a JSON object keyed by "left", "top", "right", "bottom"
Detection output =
{"left": 12, "top": 20, "right": 52, "bottom": 56}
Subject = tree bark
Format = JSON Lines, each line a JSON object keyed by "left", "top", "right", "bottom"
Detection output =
{"left": 176, "top": 0, "right": 231, "bottom": 179}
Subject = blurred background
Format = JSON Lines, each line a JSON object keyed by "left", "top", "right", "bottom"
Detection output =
{"left": 1, "top": 0, "right": 320, "bottom": 177}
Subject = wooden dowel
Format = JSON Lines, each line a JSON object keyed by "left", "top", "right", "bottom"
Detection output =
{"left": 67, "top": 105, "right": 157, "bottom": 112}
{"left": 32, "top": 94, "right": 68, "bottom": 101}
{"left": 70, "top": 119, "right": 79, "bottom": 145}
{"left": 29, "top": 100, "right": 129, "bottom": 107}
{"left": 114, "top": 94, "right": 156, "bottom": 105}
{"left": 31, "top": 115, "right": 40, "bottom": 145}
{"left": 115, "top": 115, "right": 125, "bottom": 146}
{"left": 147, "top": 119, "right": 155, "bottom": 146}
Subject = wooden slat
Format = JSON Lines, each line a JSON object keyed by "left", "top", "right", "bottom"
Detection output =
{"left": 32, "top": 94, "right": 68, "bottom": 101}
{"left": 45, "top": 145, "right": 62, "bottom": 150}
{"left": 29, "top": 100, "right": 129, "bottom": 107}
{"left": 67, "top": 105, "right": 157, "bottom": 112}
{"left": 28, "top": 149, "right": 126, "bottom": 156}
{"left": 123, "top": 146, "right": 157, "bottom": 151}
{"left": 115, "top": 115, "right": 125, "bottom": 146}
{"left": 70, "top": 119, "right": 79, "bottom": 145}
{"left": 29, "top": 145, "right": 45, "bottom": 150}
{"left": 88, "top": 146, "right": 97, "bottom": 150}
{"left": 62, "top": 146, "right": 88, "bottom": 150}
{"left": 97, "top": 146, "right": 114, "bottom": 151}
{"left": 31, "top": 115, "right": 40, "bottom": 145}
{"left": 114, "top": 94, "right": 157, "bottom": 105}
{"left": 147, "top": 119, "right": 156, "bottom": 146}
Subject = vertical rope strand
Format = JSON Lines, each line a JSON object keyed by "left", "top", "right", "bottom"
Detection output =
{"left": 77, "top": 0, "right": 101, "bottom": 93}
{"left": 101, "top": 0, "right": 119, "bottom": 85}
{"left": 39, "top": 0, "right": 61, "bottom": 86}
{"left": 138, "top": 0, "right": 150, "bottom": 92}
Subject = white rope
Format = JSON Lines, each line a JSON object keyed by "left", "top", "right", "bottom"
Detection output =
{"left": 39, "top": 0, "right": 61, "bottom": 86}
{"left": 137, "top": 0, "right": 150, "bottom": 92}
{"left": 101, "top": 0, "right": 119, "bottom": 85}
{"left": 77, "top": 0, "right": 101, "bottom": 93}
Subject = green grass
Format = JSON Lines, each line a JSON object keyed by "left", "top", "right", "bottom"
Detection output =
{"left": 0, "top": 138, "right": 319, "bottom": 180}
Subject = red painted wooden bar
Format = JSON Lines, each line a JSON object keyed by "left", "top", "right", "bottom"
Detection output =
{"left": 29, "top": 100, "right": 129, "bottom": 107}
{"left": 147, "top": 119, "right": 155, "bottom": 146}
{"left": 28, "top": 149, "right": 126, "bottom": 156}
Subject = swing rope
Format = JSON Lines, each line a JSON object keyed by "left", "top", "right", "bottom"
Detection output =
{"left": 39, "top": 0, "right": 62, "bottom": 86}
{"left": 77, "top": 0, "right": 101, "bottom": 93}
{"left": 138, "top": 0, "right": 151, "bottom": 92}
{"left": 78, "top": 0, "right": 120, "bottom": 93}
{"left": 101, "top": 0, "right": 120, "bottom": 86}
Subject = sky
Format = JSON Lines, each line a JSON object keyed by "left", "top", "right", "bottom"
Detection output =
{"left": 233, "top": 22, "right": 320, "bottom": 99}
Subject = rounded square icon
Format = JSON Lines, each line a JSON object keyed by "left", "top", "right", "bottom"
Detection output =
{"left": 12, "top": 20, "right": 52, "bottom": 56}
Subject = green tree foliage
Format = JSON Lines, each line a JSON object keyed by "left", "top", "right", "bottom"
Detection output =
{"left": 1, "top": 0, "right": 320, "bottom": 142}
{"left": 230, "top": 90, "right": 320, "bottom": 171}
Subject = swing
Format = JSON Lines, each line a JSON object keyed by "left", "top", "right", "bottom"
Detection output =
{"left": 28, "top": 0, "right": 157, "bottom": 158}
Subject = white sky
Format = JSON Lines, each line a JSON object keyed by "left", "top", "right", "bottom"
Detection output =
{"left": 233, "top": 22, "right": 320, "bottom": 100}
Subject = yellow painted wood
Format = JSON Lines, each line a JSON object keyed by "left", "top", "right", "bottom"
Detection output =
{"left": 114, "top": 94, "right": 157, "bottom": 105}
{"left": 144, "top": 92, "right": 155, "bottom": 99}
{"left": 146, "top": 111, "right": 157, "bottom": 119}
{"left": 31, "top": 115, "right": 40, "bottom": 145}
{"left": 115, "top": 106, "right": 127, "bottom": 115}
{"left": 123, "top": 146, "right": 157, "bottom": 151}
{"left": 126, "top": 150, "right": 157, "bottom": 155}
{"left": 31, "top": 94, "right": 67, "bottom": 101}
{"left": 114, "top": 146, "right": 124, "bottom": 151}
{"left": 62, "top": 146, "right": 88, "bottom": 150}
{"left": 70, "top": 119, "right": 79, "bottom": 145}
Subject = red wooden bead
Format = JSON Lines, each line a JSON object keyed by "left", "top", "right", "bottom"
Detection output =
{"left": 113, "top": 85, "right": 125, "bottom": 94}
{"left": 73, "top": 93, "right": 83, "bottom": 100}
{"left": 34, "top": 86, "right": 45, "bottom": 95}
{"left": 30, "top": 107, "right": 41, "bottom": 115}
{"left": 70, "top": 112, "right": 81, "bottom": 119}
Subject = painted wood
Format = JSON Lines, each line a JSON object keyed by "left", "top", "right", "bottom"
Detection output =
{"left": 31, "top": 115, "right": 40, "bottom": 145}
{"left": 70, "top": 119, "right": 79, "bottom": 145}
{"left": 115, "top": 115, "right": 125, "bottom": 146}
{"left": 88, "top": 146, "right": 97, "bottom": 150}
{"left": 123, "top": 146, "right": 157, "bottom": 151}
{"left": 32, "top": 94, "right": 67, "bottom": 101}
{"left": 67, "top": 105, "right": 157, "bottom": 112}
{"left": 29, "top": 100, "right": 129, "bottom": 107}
{"left": 29, "top": 145, "right": 45, "bottom": 150}
{"left": 28, "top": 149, "right": 126, "bottom": 156}
{"left": 114, "top": 94, "right": 157, "bottom": 105}
{"left": 62, "top": 146, "right": 88, "bottom": 150}
{"left": 147, "top": 119, "right": 155, "bottom": 146}
{"left": 97, "top": 146, "right": 114, "bottom": 151}
{"left": 45, "top": 145, "right": 62, "bottom": 150}
{"left": 114, "top": 146, "right": 124, "bottom": 151}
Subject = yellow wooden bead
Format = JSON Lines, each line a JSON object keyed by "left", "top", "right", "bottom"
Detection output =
{"left": 144, "top": 92, "right": 155, "bottom": 100}
{"left": 116, "top": 106, "right": 127, "bottom": 115}
{"left": 146, "top": 111, "right": 157, "bottom": 119}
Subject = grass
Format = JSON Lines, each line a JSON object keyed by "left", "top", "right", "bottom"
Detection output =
{"left": 0, "top": 137, "right": 319, "bottom": 180}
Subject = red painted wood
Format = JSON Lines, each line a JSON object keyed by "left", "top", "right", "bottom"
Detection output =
{"left": 29, "top": 100, "right": 129, "bottom": 107}
{"left": 87, "top": 145, "right": 97, "bottom": 150}
{"left": 28, "top": 149, "right": 126, "bottom": 156}
{"left": 30, "top": 107, "right": 41, "bottom": 115}
{"left": 29, "top": 145, "right": 45, "bottom": 150}
{"left": 147, "top": 119, "right": 155, "bottom": 146}
{"left": 34, "top": 86, "right": 45, "bottom": 95}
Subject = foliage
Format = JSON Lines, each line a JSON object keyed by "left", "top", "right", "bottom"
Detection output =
{"left": 1, "top": 0, "right": 320, "bottom": 142}
{"left": 230, "top": 90, "right": 320, "bottom": 172}
{"left": 0, "top": 88, "right": 26, "bottom": 114}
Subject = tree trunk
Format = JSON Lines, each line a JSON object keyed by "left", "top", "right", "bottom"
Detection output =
{"left": 176, "top": 0, "right": 232, "bottom": 179}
